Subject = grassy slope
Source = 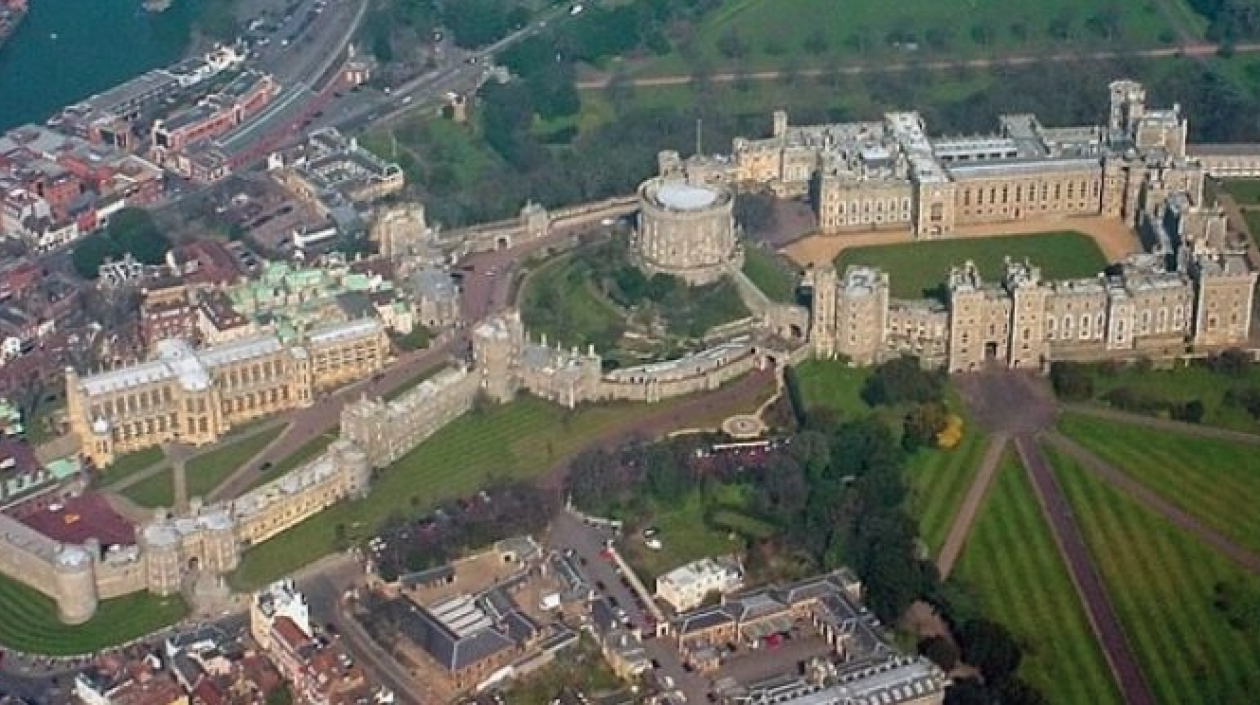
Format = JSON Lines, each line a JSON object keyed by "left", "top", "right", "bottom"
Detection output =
{"left": 0, "top": 572, "right": 187, "bottom": 655}
{"left": 1046, "top": 444, "right": 1260, "bottom": 705}
{"left": 834, "top": 231, "right": 1108, "bottom": 299}
{"left": 121, "top": 468, "right": 175, "bottom": 509}
{"left": 621, "top": 485, "right": 755, "bottom": 581}
{"left": 1058, "top": 412, "right": 1260, "bottom": 556}
{"left": 231, "top": 393, "right": 757, "bottom": 589}
{"left": 1081, "top": 363, "right": 1260, "bottom": 433}
{"left": 955, "top": 452, "right": 1121, "bottom": 705}
{"left": 741, "top": 246, "right": 798, "bottom": 303}
{"left": 520, "top": 252, "right": 626, "bottom": 350}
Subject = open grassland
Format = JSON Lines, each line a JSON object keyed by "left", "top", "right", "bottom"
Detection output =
{"left": 1058, "top": 412, "right": 1260, "bottom": 556}
{"left": 1047, "top": 445, "right": 1260, "bottom": 704}
{"left": 186, "top": 426, "right": 284, "bottom": 499}
{"left": 231, "top": 393, "right": 758, "bottom": 589}
{"left": 741, "top": 246, "right": 799, "bottom": 302}
{"left": 0, "top": 573, "right": 187, "bottom": 655}
{"left": 955, "top": 452, "right": 1121, "bottom": 705}
{"left": 1223, "top": 179, "right": 1260, "bottom": 206}
{"left": 834, "top": 231, "right": 1107, "bottom": 299}
{"left": 904, "top": 420, "right": 987, "bottom": 555}
{"left": 641, "top": 0, "right": 1195, "bottom": 75}
{"left": 1080, "top": 361, "right": 1260, "bottom": 433}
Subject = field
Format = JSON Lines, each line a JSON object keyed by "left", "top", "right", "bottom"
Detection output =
{"left": 0, "top": 572, "right": 187, "bottom": 655}
{"left": 249, "top": 431, "right": 338, "bottom": 490}
{"left": 620, "top": 485, "right": 762, "bottom": 581}
{"left": 741, "top": 246, "right": 799, "bottom": 303}
{"left": 1046, "top": 444, "right": 1260, "bottom": 705}
{"left": 121, "top": 467, "right": 175, "bottom": 509}
{"left": 789, "top": 358, "right": 872, "bottom": 420}
{"left": 955, "top": 453, "right": 1121, "bottom": 705}
{"left": 96, "top": 446, "right": 166, "bottom": 487}
{"left": 231, "top": 391, "right": 759, "bottom": 589}
{"left": 185, "top": 426, "right": 284, "bottom": 499}
{"left": 1074, "top": 361, "right": 1260, "bottom": 433}
{"left": 1058, "top": 412, "right": 1260, "bottom": 556}
{"left": 1223, "top": 179, "right": 1260, "bottom": 206}
{"left": 903, "top": 420, "right": 988, "bottom": 555}
{"left": 834, "top": 231, "right": 1107, "bottom": 299}
{"left": 640, "top": 0, "right": 1196, "bottom": 75}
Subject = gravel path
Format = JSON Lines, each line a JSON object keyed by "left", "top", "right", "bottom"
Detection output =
{"left": 934, "top": 433, "right": 1008, "bottom": 579}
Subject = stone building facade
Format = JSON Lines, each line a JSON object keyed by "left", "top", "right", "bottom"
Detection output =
{"left": 65, "top": 319, "right": 390, "bottom": 467}
{"left": 633, "top": 177, "right": 742, "bottom": 285}
{"left": 667, "top": 80, "right": 1203, "bottom": 240}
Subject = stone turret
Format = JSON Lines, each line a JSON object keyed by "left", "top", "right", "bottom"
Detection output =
{"left": 52, "top": 544, "right": 98, "bottom": 624}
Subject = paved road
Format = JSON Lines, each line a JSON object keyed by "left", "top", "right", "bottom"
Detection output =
{"left": 1045, "top": 431, "right": 1260, "bottom": 576}
{"left": 1063, "top": 403, "right": 1260, "bottom": 446}
{"left": 1015, "top": 436, "right": 1155, "bottom": 705}
{"left": 934, "top": 433, "right": 1009, "bottom": 578}
{"left": 577, "top": 41, "right": 1260, "bottom": 90}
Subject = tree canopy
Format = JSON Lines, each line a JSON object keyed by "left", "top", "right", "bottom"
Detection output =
{"left": 71, "top": 208, "right": 171, "bottom": 279}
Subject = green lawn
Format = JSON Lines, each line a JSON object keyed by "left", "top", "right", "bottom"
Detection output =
{"left": 1244, "top": 211, "right": 1260, "bottom": 250}
{"left": 184, "top": 426, "right": 284, "bottom": 500}
{"left": 1223, "top": 179, "right": 1260, "bottom": 206}
{"left": 521, "top": 251, "right": 627, "bottom": 351}
{"left": 1077, "top": 361, "right": 1260, "bottom": 433}
{"left": 955, "top": 452, "right": 1121, "bottom": 705}
{"left": 248, "top": 431, "right": 338, "bottom": 490}
{"left": 0, "top": 572, "right": 187, "bottom": 655}
{"left": 1058, "top": 412, "right": 1260, "bottom": 557}
{"left": 122, "top": 468, "right": 175, "bottom": 509}
{"left": 621, "top": 486, "right": 758, "bottom": 582}
{"left": 835, "top": 231, "right": 1108, "bottom": 299}
{"left": 1046, "top": 444, "right": 1260, "bottom": 705}
{"left": 231, "top": 393, "right": 756, "bottom": 590}
{"left": 741, "top": 246, "right": 799, "bottom": 303}
{"left": 97, "top": 446, "right": 166, "bottom": 487}
{"left": 904, "top": 418, "right": 988, "bottom": 555}
{"left": 641, "top": 0, "right": 1193, "bottom": 75}
{"left": 790, "top": 358, "right": 872, "bottom": 420}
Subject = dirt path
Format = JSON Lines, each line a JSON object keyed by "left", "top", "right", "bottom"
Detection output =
{"left": 935, "top": 433, "right": 1008, "bottom": 578}
{"left": 1062, "top": 403, "right": 1260, "bottom": 447}
{"left": 578, "top": 41, "right": 1260, "bottom": 90}
{"left": 1015, "top": 435, "right": 1155, "bottom": 705}
{"left": 1044, "top": 431, "right": 1260, "bottom": 576}
{"left": 781, "top": 215, "right": 1141, "bottom": 268}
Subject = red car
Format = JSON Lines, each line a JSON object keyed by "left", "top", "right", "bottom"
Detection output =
{"left": 599, "top": 548, "right": 614, "bottom": 560}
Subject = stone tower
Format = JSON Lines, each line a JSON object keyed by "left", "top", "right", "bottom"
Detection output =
{"left": 808, "top": 264, "right": 839, "bottom": 358}
{"left": 1192, "top": 255, "right": 1258, "bottom": 347}
{"left": 1109, "top": 79, "right": 1146, "bottom": 137}
{"left": 832, "top": 266, "right": 890, "bottom": 365}
{"left": 53, "top": 544, "right": 99, "bottom": 625}
{"left": 473, "top": 311, "right": 524, "bottom": 403}
{"left": 1003, "top": 259, "right": 1050, "bottom": 370}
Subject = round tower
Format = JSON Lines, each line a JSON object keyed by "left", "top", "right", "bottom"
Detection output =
{"left": 53, "top": 544, "right": 98, "bottom": 625}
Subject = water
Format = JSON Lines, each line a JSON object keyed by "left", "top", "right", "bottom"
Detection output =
{"left": 0, "top": 0, "right": 202, "bottom": 130}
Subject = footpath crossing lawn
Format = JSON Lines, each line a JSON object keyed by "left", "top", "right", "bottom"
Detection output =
{"left": 1058, "top": 412, "right": 1260, "bottom": 556}
{"left": 186, "top": 426, "right": 284, "bottom": 499}
{"left": 231, "top": 393, "right": 753, "bottom": 590}
{"left": 1046, "top": 444, "right": 1260, "bottom": 705}
{"left": 0, "top": 572, "right": 186, "bottom": 655}
{"left": 834, "top": 231, "right": 1107, "bottom": 299}
{"left": 904, "top": 422, "right": 988, "bottom": 555}
{"left": 95, "top": 446, "right": 166, "bottom": 487}
{"left": 955, "top": 452, "right": 1121, "bottom": 705}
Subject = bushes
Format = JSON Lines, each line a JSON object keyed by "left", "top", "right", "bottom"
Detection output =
{"left": 1049, "top": 361, "right": 1095, "bottom": 401}
{"left": 861, "top": 356, "right": 944, "bottom": 406}
{"left": 1103, "top": 387, "right": 1204, "bottom": 423}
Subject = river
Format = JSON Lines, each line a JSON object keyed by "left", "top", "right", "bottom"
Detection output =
{"left": 0, "top": 0, "right": 204, "bottom": 131}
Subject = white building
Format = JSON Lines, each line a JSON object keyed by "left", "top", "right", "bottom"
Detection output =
{"left": 655, "top": 557, "right": 743, "bottom": 612}
{"left": 250, "top": 579, "right": 312, "bottom": 650}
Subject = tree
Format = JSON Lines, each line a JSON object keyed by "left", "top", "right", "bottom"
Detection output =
{"left": 862, "top": 356, "right": 944, "bottom": 406}
{"left": 1049, "top": 361, "right": 1095, "bottom": 401}
{"left": 919, "top": 635, "right": 960, "bottom": 671}
{"left": 957, "top": 619, "right": 1024, "bottom": 684}
{"left": 903, "top": 401, "right": 949, "bottom": 452}
{"left": 803, "top": 28, "right": 829, "bottom": 55}
{"left": 717, "top": 30, "right": 748, "bottom": 59}
{"left": 265, "top": 686, "right": 293, "bottom": 705}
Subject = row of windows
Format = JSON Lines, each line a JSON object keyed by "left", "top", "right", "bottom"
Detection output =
{"left": 960, "top": 179, "right": 1100, "bottom": 207}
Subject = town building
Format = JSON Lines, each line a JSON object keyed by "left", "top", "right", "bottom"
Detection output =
{"left": 409, "top": 269, "right": 461, "bottom": 328}
{"left": 65, "top": 318, "right": 389, "bottom": 467}
{"left": 149, "top": 71, "right": 278, "bottom": 178}
{"left": 270, "top": 128, "right": 404, "bottom": 211}
{"left": 655, "top": 557, "right": 744, "bottom": 613}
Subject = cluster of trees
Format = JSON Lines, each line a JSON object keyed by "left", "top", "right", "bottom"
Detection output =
{"left": 370, "top": 481, "right": 556, "bottom": 581}
{"left": 71, "top": 208, "right": 171, "bottom": 279}
{"left": 941, "top": 619, "right": 1048, "bottom": 705}
{"left": 1189, "top": 0, "right": 1260, "bottom": 41}
{"left": 1048, "top": 361, "right": 1096, "bottom": 401}
{"left": 859, "top": 357, "right": 954, "bottom": 451}
{"left": 1102, "top": 386, "right": 1205, "bottom": 422}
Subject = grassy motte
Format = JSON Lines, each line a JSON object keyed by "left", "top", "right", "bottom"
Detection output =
{"left": 0, "top": 572, "right": 187, "bottom": 655}
{"left": 1047, "top": 444, "right": 1260, "bottom": 705}
{"left": 955, "top": 452, "right": 1122, "bottom": 705}
{"left": 834, "top": 231, "right": 1108, "bottom": 299}
{"left": 741, "top": 246, "right": 799, "bottom": 303}
{"left": 1058, "top": 412, "right": 1260, "bottom": 556}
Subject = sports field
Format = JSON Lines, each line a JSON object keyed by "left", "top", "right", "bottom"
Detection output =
{"left": 1046, "top": 444, "right": 1260, "bottom": 705}
{"left": 956, "top": 452, "right": 1121, "bottom": 705}
{"left": 1058, "top": 412, "right": 1260, "bottom": 556}
{"left": 834, "top": 231, "right": 1108, "bottom": 299}
{"left": 231, "top": 390, "right": 763, "bottom": 589}
{"left": 644, "top": 0, "right": 1197, "bottom": 74}
{"left": 0, "top": 572, "right": 187, "bottom": 655}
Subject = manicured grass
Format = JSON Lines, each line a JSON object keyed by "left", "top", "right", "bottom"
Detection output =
{"left": 834, "top": 231, "right": 1108, "bottom": 299}
{"left": 955, "top": 452, "right": 1121, "bottom": 705}
{"left": 122, "top": 468, "right": 175, "bottom": 509}
{"left": 1046, "top": 444, "right": 1260, "bottom": 705}
{"left": 1058, "top": 412, "right": 1260, "bottom": 556}
{"left": 0, "top": 571, "right": 187, "bottom": 655}
{"left": 741, "top": 246, "right": 799, "bottom": 303}
{"left": 248, "top": 431, "right": 338, "bottom": 490}
{"left": 1245, "top": 210, "right": 1260, "bottom": 250}
{"left": 185, "top": 426, "right": 284, "bottom": 500}
{"left": 641, "top": 0, "right": 1192, "bottom": 75}
{"left": 904, "top": 418, "right": 988, "bottom": 555}
{"left": 231, "top": 393, "right": 754, "bottom": 590}
{"left": 97, "top": 446, "right": 166, "bottom": 487}
{"left": 790, "top": 358, "right": 872, "bottom": 420}
{"left": 1223, "top": 179, "right": 1260, "bottom": 206}
{"left": 384, "top": 363, "right": 442, "bottom": 401}
{"left": 1079, "top": 361, "right": 1260, "bottom": 433}
{"left": 620, "top": 484, "right": 761, "bottom": 581}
